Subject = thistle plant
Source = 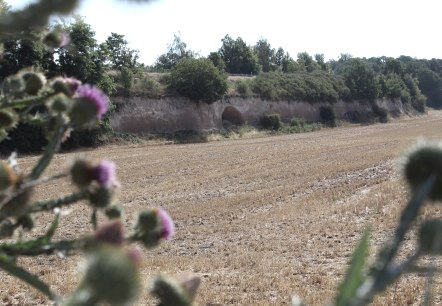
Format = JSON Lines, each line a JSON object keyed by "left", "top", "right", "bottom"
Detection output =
{"left": 290, "top": 140, "right": 442, "bottom": 306}
{"left": 0, "top": 1, "right": 196, "bottom": 305}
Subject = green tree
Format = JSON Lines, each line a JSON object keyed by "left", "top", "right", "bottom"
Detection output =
{"left": 343, "top": 59, "right": 379, "bottom": 100}
{"left": 274, "top": 47, "right": 285, "bottom": 67}
{"left": 254, "top": 38, "right": 275, "bottom": 72}
{"left": 297, "top": 52, "right": 319, "bottom": 72}
{"left": 384, "top": 73, "right": 407, "bottom": 99}
{"left": 58, "top": 16, "right": 114, "bottom": 94}
{"left": 219, "top": 35, "right": 260, "bottom": 74}
{"left": 154, "top": 34, "right": 194, "bottom": 71}
{"left": 314, "top": 53, "right": 328, "bottom": 71}
{"left": 101, "top": 32, "right": 139, "bottom": 71}
{"left": 281, "top": 52, "right": 299, "bottom": 73}
{"left": 417, "top": 68, "right": 442, "bottom": 108}
{"left": 384, "top": 58, "right": 404, "bottom": 75}
{"left": 169, "top": 58, "right": 227, "bottom": 103}
{"left": 207, "top": 51, "right": 225, "bottom": 71}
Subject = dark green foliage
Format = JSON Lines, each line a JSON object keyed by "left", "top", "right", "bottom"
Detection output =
{"left": 169, "top": 58, "right": 227, "bottom": 103}
{"left": 207, "top": 52, "right": 225, "bottom": 71}
{"left": 58, "top": 17, "right": 115, "bottom": 95}
{"left": 342, "top": 59, "right": 379, "bottom": 100}
{"left": 260, "top": 113, "right": 281, "bottom": 130}
{"left": 283, "top": 117, "right": 320, "bottom": 133}
{"left": 319, "top": 105, "right": 337, "bottom": 127}
{"left": 254, "top": 38, "right": 275, "bottom": 73}
{"left": 101, "top": 32, "right": 139, "bottom": 70}
{"left": 252, "top": 71, "right": 349, "bottom": 102}
{"left": 120, "top": 67, "right": 134, "bottom": 90}
{"left": 0, "top": 38, "right": 54, "bottom": 81}
{"left": 383, "top": 73, "right": 410, "bottom": 104}
{"left": 417, "top": 68, "right": 442, "bottom": 108}
{"left": 297, "top": 52, "right": 320, "bottom": 72}
{"left": 219, "top": 35, "right": 260, "bottom": 74}
{"left": 0, "top": 123, "right": 46, "bottom": 154}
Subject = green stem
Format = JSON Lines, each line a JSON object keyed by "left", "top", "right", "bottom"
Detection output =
{"left": 382, "top": 175, "right": 435, "bottom": 266}
{"left": 0, "top": 172, "right": 70, "bottom": 213}
{"left": 0, "top": 252, "right": 58, "bottom": 301}
{"left": 0, "top": 92, "right": 56, "bottom": 110}
{"left": 349, "top": 176, "right": 435, "bottom": 306}
{"left": 29, "top": 190, "right": 89, "bottom": 213}
{"left": 0, "top": 239, "right": 84, "bottom": 256}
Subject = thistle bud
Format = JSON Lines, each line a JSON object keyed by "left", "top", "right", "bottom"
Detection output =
{"left": 151, "top": 275, "right": 192, "bottom": 306}
{"left": 83, "top": 246, "right": 140, "bottom": 305}
{"left": 47, "top": 93, "right": 73, "bottom": 114}
{"left": 403, "top": 141, "right": 442, "bottom": 201}
{"left": 0, "top": 109, "right": 18, "bottom": 129}
{"left": 0, "top": 161, "right": 17, "bottom": 191}
{"left": 2, "top": 75, "right": 24, "bottom": 95}
{"left": 134, "top": 208, "right": 174, "bottom": 247}
{"left": 91, "top": 160, "right": 117, "bottom": 187}
{"left": 21, "top": 71, "right": 46, "bottom": 96}
{"left": 419, "top": 219, "right": 442, "bottom": 254}
{"left": 70, "top": 159, "right": 93, "bottom": 188}
{"left": 50, "top": 77, "right": 81, "bottom": 97}
{"left": 43, "top": 31, "right": 70, "bottom": 49}
{"left": 0, "top": 184, "right": 33, "bottom": 217}
{"left": 70, "top": 85, "right": 108, "bottom": 128}
{"left": 94, "top": 220, "right": 124, "bottom": 246}
{"left": 105, "top": 205, "right": 123, "bottom": 219}
{"left": 89, "top": 186, "right": 114, "bottom": 208}
{"left": 134, "top": 209, "right": 160, "bottom": 247}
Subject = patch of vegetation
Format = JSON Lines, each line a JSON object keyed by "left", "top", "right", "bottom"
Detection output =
{"left": 169, "top": 58, "right": 228, "bottom": 103}
{"left": 282, "top": 117, "right": 321, "bottom": 133}
{"left": 163, "top": 130, "right": 208, "bottom": 144}
{"left": 260, "top": 113, "right": 281, "bottom": 130}
{"left": 251, "top": 71, "right": 349, "bottom": 102}
{"left": 319, "top": 105, "right": 337, "bottom": 127}
{"left": 235, "top": 79, "right": 252, "bottom": 97}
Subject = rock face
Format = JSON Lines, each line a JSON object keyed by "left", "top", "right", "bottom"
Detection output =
{"left": 110, "top": 96, "right": 408, "bottom": 134}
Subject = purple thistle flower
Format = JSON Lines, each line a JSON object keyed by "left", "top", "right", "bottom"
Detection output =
{"left": 157, "top": 208, "right": 174, "bottom": 240}
{"left": 92, "top": 160, "right": 117, "bottom": 187}
{"left": 75, "top": 84, "right": 108, "bottom": 119}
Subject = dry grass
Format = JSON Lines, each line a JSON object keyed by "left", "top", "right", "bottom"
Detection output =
{"left": 2, "top": 111, "right": 442, "bottom": 305}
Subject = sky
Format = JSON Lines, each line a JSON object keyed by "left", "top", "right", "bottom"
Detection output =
{"left": 9, "top": 0, "right": 442, "bottom": 66}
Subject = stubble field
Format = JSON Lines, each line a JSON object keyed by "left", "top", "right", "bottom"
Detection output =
{"left": 2, "top": 111, "right": 442, "bottom": 305}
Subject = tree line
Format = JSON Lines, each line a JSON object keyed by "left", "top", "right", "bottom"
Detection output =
{"left": 1, "top": 3, "right": 442, "bottom": 109}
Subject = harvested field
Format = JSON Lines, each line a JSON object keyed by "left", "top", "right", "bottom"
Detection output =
{"left": 3, "top": 111, "right": 442, "bottom": 305}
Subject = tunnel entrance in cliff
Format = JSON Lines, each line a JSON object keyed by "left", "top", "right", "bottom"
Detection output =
{"left": 222, "top": 106, "right": 244, "bottom": 128}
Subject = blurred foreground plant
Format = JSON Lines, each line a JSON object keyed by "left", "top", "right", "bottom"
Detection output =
{"left": 0, "top": 1, "right": 199, "bottom": 305}
{"left": 292, "top": 140, "right": 442, "bottom": 306}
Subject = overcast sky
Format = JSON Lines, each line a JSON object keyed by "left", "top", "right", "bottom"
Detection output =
{"left": 9, "top": 0, "right": 442, "bottom": 66}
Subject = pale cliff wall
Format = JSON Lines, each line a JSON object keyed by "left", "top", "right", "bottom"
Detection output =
{"left": 110, "top": 96, "right": 407, "bottom": 134}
